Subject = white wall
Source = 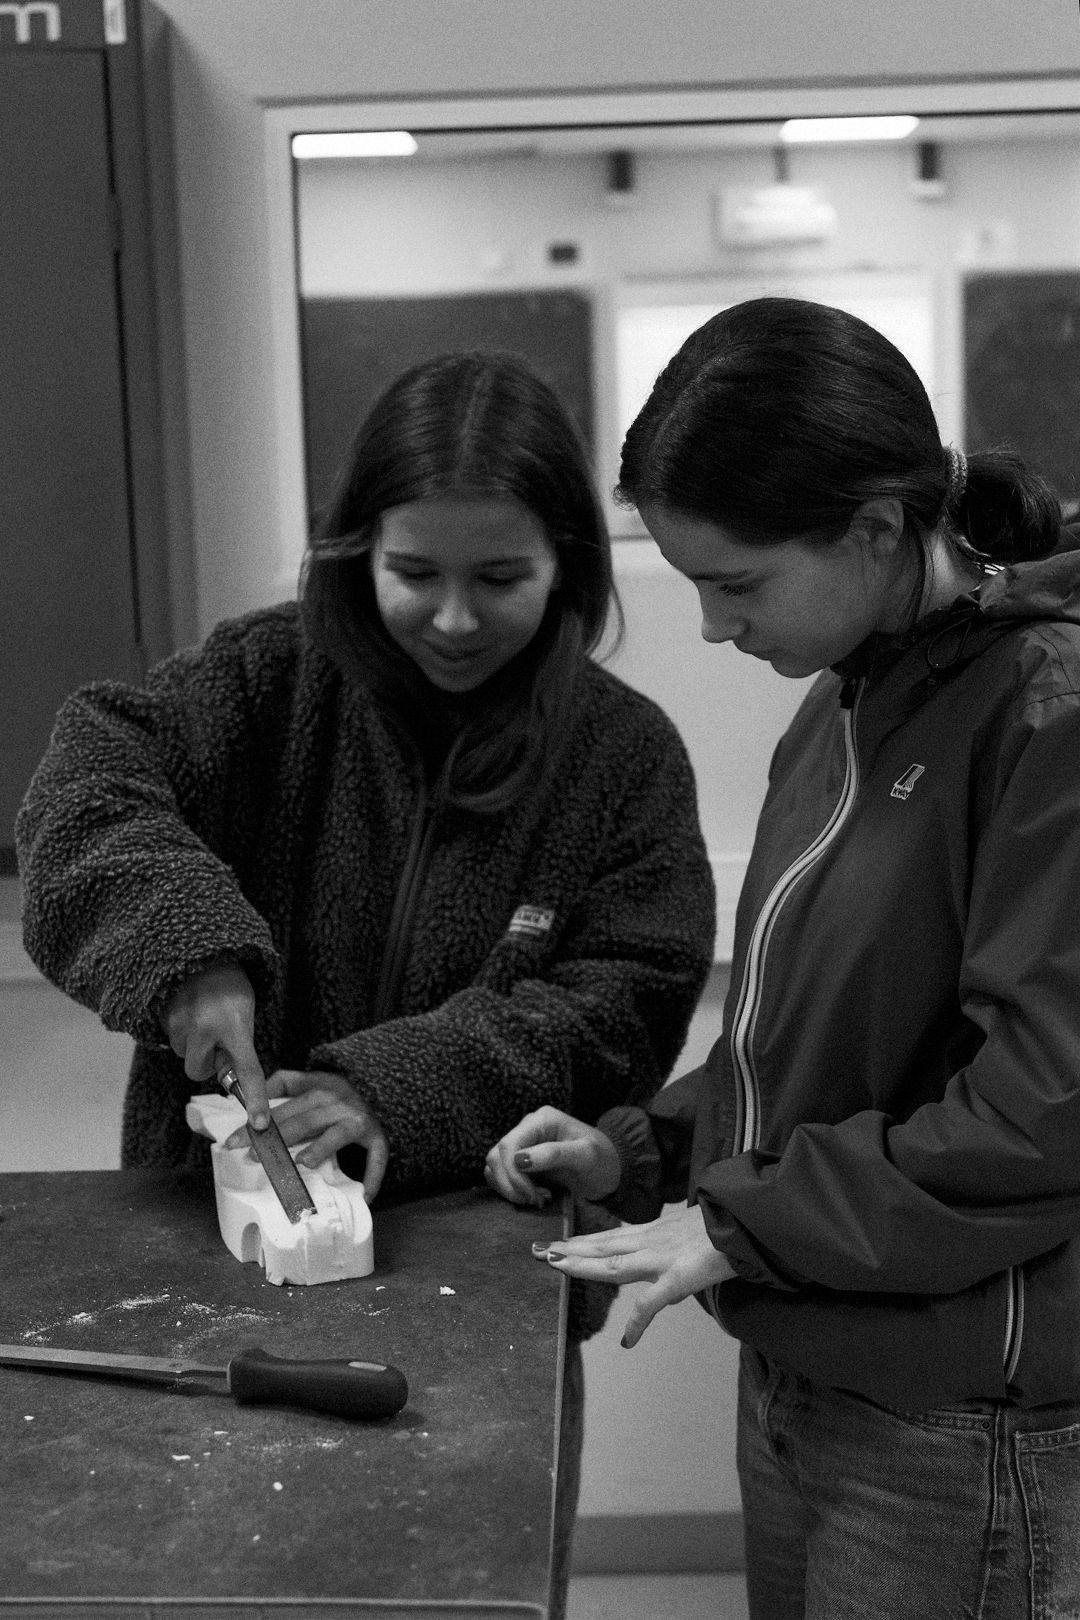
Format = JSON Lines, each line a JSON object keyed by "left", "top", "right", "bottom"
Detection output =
{"left": 0, "top": 982, "right": 130, "bottom": 1172}
{"left": 605, "top": 561, "right": 809, "bottom": 951}
{"left": 578, "top": 964, "right": 740, "bottom": 1528}
{"left": 151, "top": 0, "right": 1080, "bottom": 103}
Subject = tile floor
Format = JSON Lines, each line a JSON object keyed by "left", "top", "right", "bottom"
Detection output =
{"left": 568, "top": 1572, "right": 749, "bottom": 1619}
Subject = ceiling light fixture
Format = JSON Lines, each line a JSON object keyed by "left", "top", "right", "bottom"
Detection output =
{"left": 291, "top": 131, "right": 418, "bottom": 159}
{"left": 779, "top": 116, "right": 920, "bottom": 144}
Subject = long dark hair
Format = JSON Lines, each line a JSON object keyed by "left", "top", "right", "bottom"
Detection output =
{"left": 618, "top": 297, "right": 1061, "bottom": 598}
{"left": 302, "top": 351, "right": 618, "bottom": 812}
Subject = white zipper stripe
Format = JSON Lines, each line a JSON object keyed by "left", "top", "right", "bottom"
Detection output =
{"left": 1003, "top": 1265, "right": 1025, "bottom": 1384}
{"left": 729, "top": 688, "right": 862, "bottom": 1154}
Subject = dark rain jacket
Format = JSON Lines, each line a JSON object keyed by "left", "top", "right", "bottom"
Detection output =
{"left": 603, "top": 539, "right": 1080, "bottom": 1409}
{"left": 17, "top": 604, "right": 715, "bottom": 1205}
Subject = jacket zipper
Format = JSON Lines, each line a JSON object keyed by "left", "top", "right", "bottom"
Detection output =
{"left": 727, "top": 678, "right": 1028, "bottom": 1387}
{"left": 1003, "top": 1266, "right": 1025, "bottom": 1385}
{"left": 728, "top": 682, "right": 863, "bottom": 1154}
{"left": 371, "top": 778, "right": 442, "bottom": 1023}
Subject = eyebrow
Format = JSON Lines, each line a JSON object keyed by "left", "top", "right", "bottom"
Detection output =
{"left": 381, "top": 548, "right": 533, "bottom": 567}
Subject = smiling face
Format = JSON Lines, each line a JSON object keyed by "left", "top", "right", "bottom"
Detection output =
{"left": 639, "top": 502, "right": 909, "bottom": 679}
{"left": 371, "top": 493, "right": 561, "bottom": 693}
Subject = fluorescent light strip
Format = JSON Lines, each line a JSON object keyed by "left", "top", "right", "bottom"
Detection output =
{"left": 291, "top": 131, "right": 418, "bottom": 159}
{"left": 780, "top": 115, "right": 920, "bottom": 144}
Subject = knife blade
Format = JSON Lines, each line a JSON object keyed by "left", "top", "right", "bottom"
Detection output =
{"left": 215, "top": 1061, "right": 317, "bottom": 1224}
{"left": 0, "top": 1343, "right": 408, "bottom": 1420}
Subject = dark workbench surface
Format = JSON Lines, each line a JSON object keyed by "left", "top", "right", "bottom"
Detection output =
{"left": 0, "top": 1171, "right": 567, "bottom": 1618}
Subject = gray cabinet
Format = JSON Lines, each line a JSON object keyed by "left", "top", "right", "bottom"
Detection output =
{"left": 1, "top": 0, "right": 174, "bottom": 860}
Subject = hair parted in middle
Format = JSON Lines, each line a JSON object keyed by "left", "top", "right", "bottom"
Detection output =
{"left": 301, "top": 349, "right": 619, "bottom": 812}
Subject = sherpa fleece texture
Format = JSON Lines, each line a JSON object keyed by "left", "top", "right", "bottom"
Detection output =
{"left": 18, "top": 603, "right": 715, "bottom": 1197}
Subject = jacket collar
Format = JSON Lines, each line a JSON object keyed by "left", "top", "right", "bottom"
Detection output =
{"left": 832, "top": 534, "right": 1080, "bottom": 693}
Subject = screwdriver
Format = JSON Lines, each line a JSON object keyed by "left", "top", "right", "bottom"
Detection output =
{"left": 0, "top": 1343, "right": 408, "bottom": 1421}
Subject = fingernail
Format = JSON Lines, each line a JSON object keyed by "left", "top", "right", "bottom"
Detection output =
{"left": 531, "top": 1241, "right": 550, "bottom": 1257}
{"left": 545, "top": 1246, "right": 567, "bottom": 1263}
{"left": 514, "top": 1151, "right": 533, "bottom": 1170}
{"left": 252, "top": 1113, "right": 269, "bottom": 1132}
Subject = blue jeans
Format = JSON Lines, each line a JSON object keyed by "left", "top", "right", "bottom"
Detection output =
{"left": 737, "top": 1345, "right": 1080, "bottom": 1619}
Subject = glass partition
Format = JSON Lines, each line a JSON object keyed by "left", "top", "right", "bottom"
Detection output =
{"left": 293, "top": 111, "right": 1080, "bottom": 536}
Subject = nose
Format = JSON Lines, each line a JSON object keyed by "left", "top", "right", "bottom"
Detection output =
{"left": 432, "top": 586, "right": 479, "bottom": 637}
{"left": 700, "top": 604, "right": 744, "bottom": 645}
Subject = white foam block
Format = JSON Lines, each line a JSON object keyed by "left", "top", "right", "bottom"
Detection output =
{"left": 185, "top": 1094, "right": 374, "bottom": 1286}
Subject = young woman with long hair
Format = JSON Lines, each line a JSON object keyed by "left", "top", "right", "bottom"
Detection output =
{"left": 18, "top": 351, "right": 716, "bottom": 1616}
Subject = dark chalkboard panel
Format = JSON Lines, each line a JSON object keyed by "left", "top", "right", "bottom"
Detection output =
{"left": 300, "top": 290, "right": 595, "bottom": 530}
{"left": 964, "top": 272, "right": 1080, "bottom": 505}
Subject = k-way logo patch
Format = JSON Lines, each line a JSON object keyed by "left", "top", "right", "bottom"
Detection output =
{"left": 507, "top": 905, "right": 556, "bottom": 939}
{"left": 891, "top": 763, "right": 926, "bottom": 801}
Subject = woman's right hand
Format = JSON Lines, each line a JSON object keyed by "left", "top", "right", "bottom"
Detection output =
{"left": 160, "top": 957, "right": 270, "bottom": 1130}
{"left": 484, "top": 1106, "right": 622, "bottom": 1208}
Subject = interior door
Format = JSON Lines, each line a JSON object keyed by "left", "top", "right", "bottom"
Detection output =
{"left": 0, "top": 48, "right": 141, "bottom": 852}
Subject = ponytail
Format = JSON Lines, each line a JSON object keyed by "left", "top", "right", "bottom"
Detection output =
{"left": 953, "top": 452, "right": 1062, "bottom": 565}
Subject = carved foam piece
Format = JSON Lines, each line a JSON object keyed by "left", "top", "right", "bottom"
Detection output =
{"left": 185, "top": 1094, "right": 374, "bottom": 1286}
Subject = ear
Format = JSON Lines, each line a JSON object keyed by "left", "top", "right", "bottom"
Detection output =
{"left": 846, "top": 498, "right": 905, "bottom": 560}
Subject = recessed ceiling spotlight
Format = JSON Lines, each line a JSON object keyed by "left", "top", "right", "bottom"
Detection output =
{"left": 780, "top": 116, "right": 920, "bottom": 144}
{"left": 291, "top": 131, "right": 418, "bottom": 159}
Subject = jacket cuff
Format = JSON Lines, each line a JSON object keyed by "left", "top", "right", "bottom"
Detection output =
{"left": 696, "top": 1190, "right": 802, "bottom": 1291}
{"left": 144, "top": 943, "right": 280, "bottom": 1050}
{"left": 596, "top": 1105, "right": 667, "bottom": 1224}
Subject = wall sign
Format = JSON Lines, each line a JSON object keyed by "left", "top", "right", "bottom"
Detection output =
{"left": 0, "top": 0, "right": 124, "bottom": 49}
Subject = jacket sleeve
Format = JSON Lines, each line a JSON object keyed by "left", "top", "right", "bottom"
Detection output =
{"left": 695, "top": 683, "right": 1080, "bottom": 1295}
{"left": 15, "top": 622, "right": 285, "bottom": 1043}
{"left": 595, "top": 1062, "right": 707, "bottom": 1222}
{"left": 309, "top": 717, "right": 716, "bottom": 1196}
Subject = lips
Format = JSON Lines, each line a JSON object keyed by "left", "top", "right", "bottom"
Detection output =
{"left": 424, "top": 643, "right": 486, "bottom": 665}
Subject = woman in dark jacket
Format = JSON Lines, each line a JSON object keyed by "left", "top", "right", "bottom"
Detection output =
{"left": 17, "top": 351, "right": 716, "bottom": 1618}
{"left": 487, "top": 301, "right": 1080, "bottom": 1619}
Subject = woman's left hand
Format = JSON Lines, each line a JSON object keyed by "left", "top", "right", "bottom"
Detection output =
{"left": 535, "top": 1203, "right": 737, "bottom": 1348}
{"left": 224, "top": 1068, "right": 390, "bottom": 1202}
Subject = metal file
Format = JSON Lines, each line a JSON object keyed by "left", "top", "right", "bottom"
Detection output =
{"left": 215, "top": 1062, "right": 317, "bottom": 1224}
{"left": 0, "top": 1342, "right": 408, "bottom": 1420}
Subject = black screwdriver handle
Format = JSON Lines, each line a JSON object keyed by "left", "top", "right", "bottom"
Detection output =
{"left": 226, "top": 1346, "right": 408, "bottom": 1420}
